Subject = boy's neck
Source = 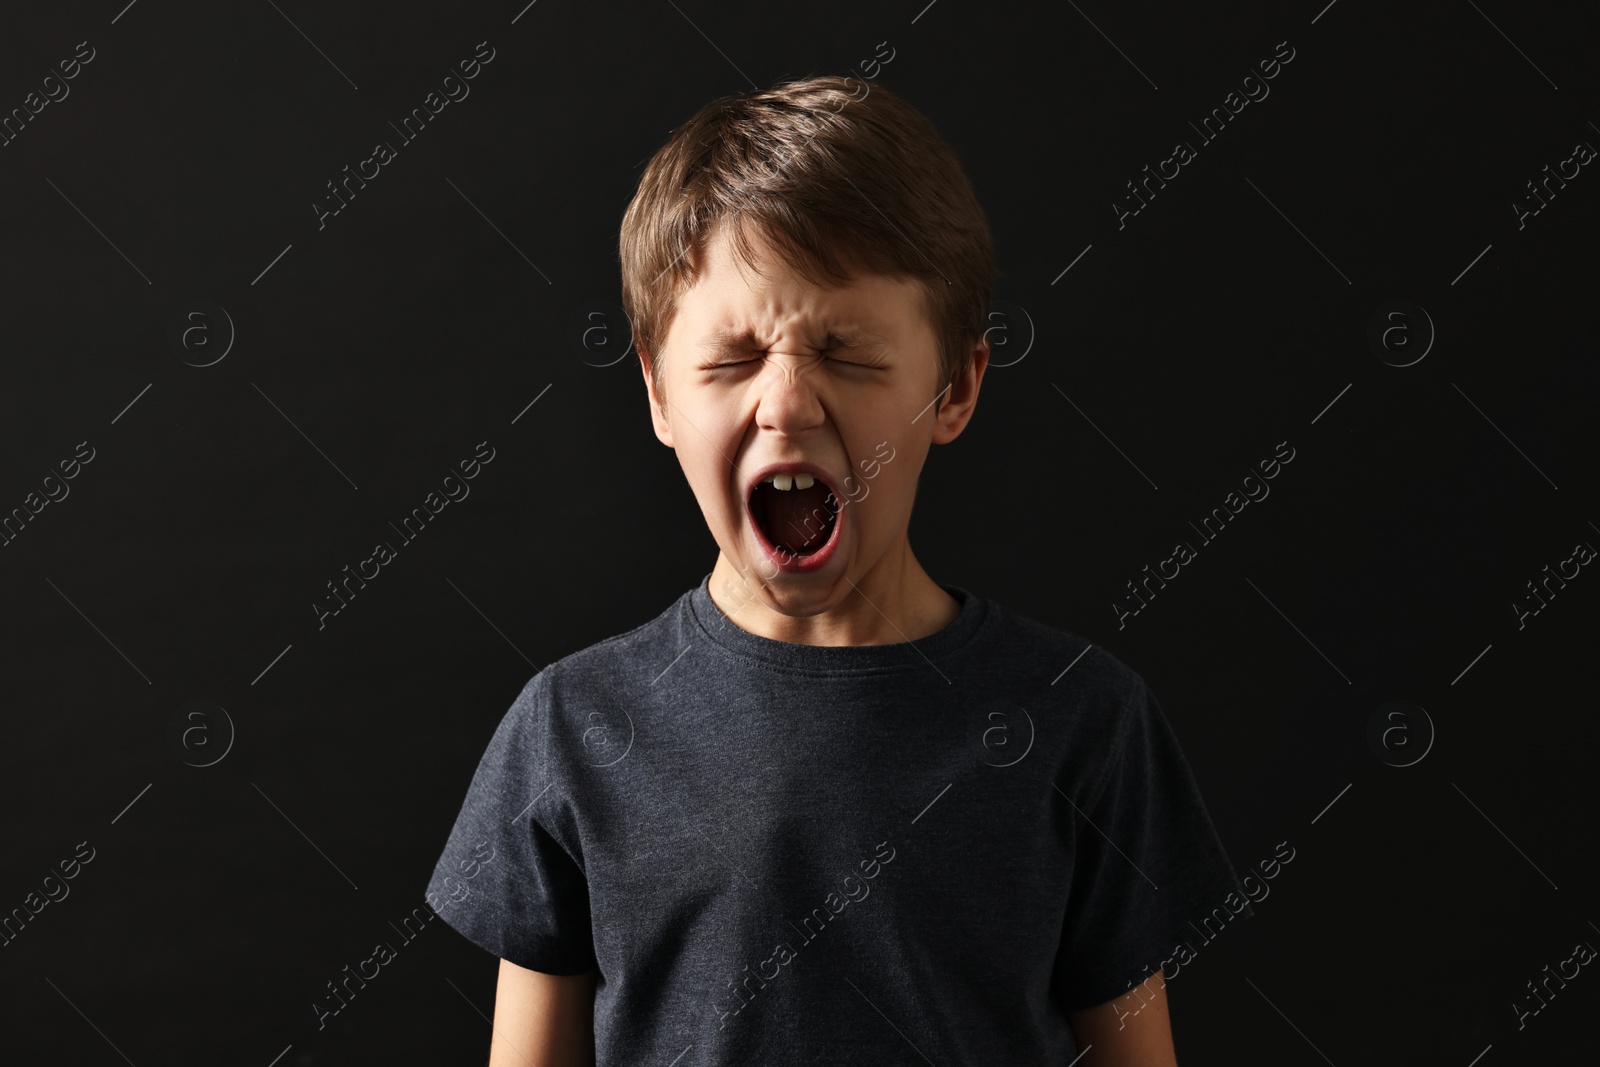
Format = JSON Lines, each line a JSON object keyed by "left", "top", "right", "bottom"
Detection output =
{"left": 707, "top": 541, "right": 960, "bottom": 648}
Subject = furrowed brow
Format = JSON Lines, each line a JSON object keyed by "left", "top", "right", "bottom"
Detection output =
{"left": 698, "top": 327, "right": 761, "bottom": 356}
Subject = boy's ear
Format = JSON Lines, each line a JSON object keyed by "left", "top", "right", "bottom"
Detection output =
{"left": 637, "top": 344, "right": 675, "bottom": 448}
{"left": 930, "top": 332, "right": 989, "bottom": 445}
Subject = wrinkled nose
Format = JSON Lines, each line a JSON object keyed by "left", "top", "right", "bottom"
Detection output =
{"left": 754, "top": 352, "right": 827, "bottom": 434}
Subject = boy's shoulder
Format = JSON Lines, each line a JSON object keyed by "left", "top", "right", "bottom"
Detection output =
{"left": 983, "top": 595, "right": 1147, "bottom": 698}
{"left": 495, "top": 584, "right": 693, "bottom": 711}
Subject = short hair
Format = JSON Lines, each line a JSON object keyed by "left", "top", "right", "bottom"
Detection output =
{"left": 619, "top": 75, "right": 998, "bottom": 410}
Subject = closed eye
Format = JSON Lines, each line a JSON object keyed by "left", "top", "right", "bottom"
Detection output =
{"left": 826, "top": 354, "right": 883, "bottom": 369}
{"left": 703, "top": 350, "right": 884, "bottom": 371}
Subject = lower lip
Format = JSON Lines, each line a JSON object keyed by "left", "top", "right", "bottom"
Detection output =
{"left": 746, "top": 484, "right": 844, "bottom": 574}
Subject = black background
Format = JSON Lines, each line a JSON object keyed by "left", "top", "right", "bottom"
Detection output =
{"left": 2, "top": 0, "right": 1596, "bottom": 1063}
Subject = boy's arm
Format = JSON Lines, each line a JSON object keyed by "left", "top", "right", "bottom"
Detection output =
{"left": 488, "top": 957, "right": 599, "bottom": 1067}
{"left": 1064, "top": 969, "right": 1178, "bottom": 1066}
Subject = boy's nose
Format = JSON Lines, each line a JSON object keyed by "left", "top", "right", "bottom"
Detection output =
{"left": 753, "top": 352, "right": 827, "bottom": 432}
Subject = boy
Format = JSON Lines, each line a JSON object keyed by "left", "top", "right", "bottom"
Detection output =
{"left": 426, "top": 74, "right": 1251, "bottom": 1065}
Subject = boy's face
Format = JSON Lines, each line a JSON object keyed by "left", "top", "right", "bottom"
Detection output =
{"left": 640, "top": 219, "right": 985, "bottom": 625}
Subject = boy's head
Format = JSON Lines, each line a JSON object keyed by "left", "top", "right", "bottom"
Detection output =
{"left": 618, "top": 75, "right": 997, "bottom": 611}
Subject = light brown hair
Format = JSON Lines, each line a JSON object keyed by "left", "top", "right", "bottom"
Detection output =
{"left": 619, "top": 75, "right": 998, "bottom": 409}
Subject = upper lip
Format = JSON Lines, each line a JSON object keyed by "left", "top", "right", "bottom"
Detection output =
{"left": 745, "top": 460, "right": 841, "bottom": 502}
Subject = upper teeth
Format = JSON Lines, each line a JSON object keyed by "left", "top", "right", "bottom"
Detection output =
{"left": 763, "top": 472, "right": 815, "bottom": 491}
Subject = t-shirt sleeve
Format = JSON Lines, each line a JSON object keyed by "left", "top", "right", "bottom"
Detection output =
{"left": 423, "top": 670, "right": 597, "bottom": 975}
{"left": 1054, "top": 674, "right": 1253, "bottom": 1011}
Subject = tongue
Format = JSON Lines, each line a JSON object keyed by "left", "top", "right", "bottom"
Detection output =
{"left": 764, "top": 482, "right": 835, "bottom": 554}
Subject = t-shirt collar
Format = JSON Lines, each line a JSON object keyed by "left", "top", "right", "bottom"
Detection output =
{"left": 684, "top": 571, "right": 990, "bottom": 675}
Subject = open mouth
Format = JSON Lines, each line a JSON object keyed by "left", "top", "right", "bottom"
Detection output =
{"left": 748, "top": 473, "right": 840, "bottom": 559}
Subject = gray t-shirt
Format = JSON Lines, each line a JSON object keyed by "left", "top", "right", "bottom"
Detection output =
{"left": 425, "top": 573, "right": 1252, "bottom": 1064}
